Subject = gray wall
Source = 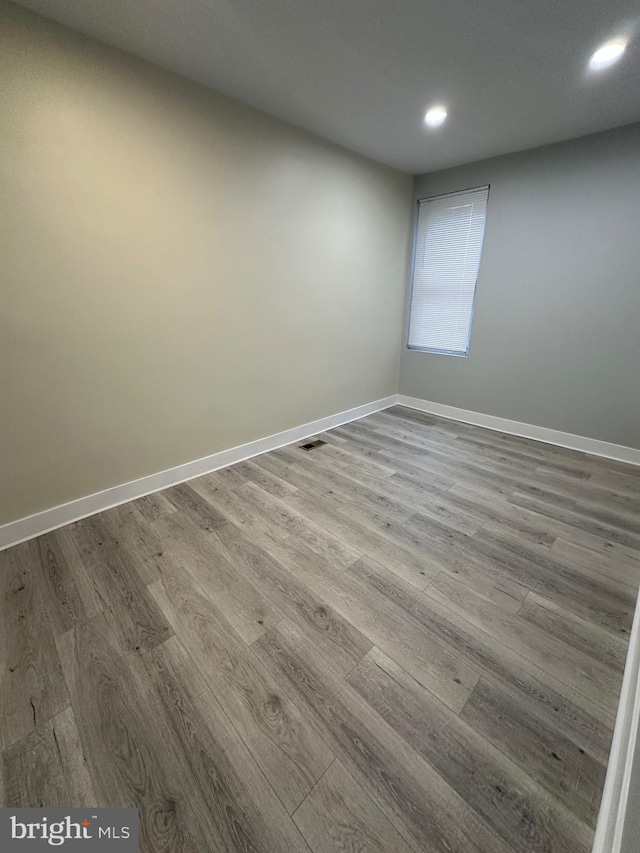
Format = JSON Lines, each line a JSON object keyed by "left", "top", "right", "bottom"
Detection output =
{"left": 0, "top": 1, "right": 412, "bottom": 525}
{"left": 400, "top": 124, "right": 640, "bottom": 450}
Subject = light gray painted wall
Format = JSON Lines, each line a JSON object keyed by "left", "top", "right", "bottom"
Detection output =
{"left": 400, "top": 124, "right": 640, "bottom": 450}
{"left": 0, "top": 1, "right": 412, "bottom": 525}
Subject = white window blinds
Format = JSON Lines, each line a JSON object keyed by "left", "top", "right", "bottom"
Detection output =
{"left": 407, "top": 186, "right": 489, "bottom": 356}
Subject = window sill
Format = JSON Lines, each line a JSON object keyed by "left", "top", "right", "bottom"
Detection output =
{"left": 406, "top": 346, "right": 468, "bottom": 358}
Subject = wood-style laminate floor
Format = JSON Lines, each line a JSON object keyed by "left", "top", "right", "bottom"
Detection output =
{"left": 2, "top": 406, "right": 640, "bottom": 852}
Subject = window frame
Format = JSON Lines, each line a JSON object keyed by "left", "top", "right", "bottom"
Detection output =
{"left": 406, "top": 185, "right": 490, "bottom": 358}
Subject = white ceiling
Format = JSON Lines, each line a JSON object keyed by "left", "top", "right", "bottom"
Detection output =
{"left": 13, "top": 0, "right": 640, "bottom": 173}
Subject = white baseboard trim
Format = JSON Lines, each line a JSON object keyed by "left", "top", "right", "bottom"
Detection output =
{"left": 0, "top": 395, "right": 396, "bottom": 552}
{"left": 592, "top": 585, "right": 640, "bottom": 853}
{"left": 5, "top": 392, "right": 638, "bottom": 553}
{"left": 397, "top": 395, "right": 640, "bottom": 467}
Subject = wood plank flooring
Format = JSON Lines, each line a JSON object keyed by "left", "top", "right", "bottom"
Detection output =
{"left": 2, "top": 406, "right": 639, "bottom": 852}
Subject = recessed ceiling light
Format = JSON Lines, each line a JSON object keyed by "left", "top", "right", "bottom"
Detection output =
{"left": 589, "top": 40, "right": 627, "bottom": 69}
{"left": 424, "top": 105, "right": 447, "bottom": 128}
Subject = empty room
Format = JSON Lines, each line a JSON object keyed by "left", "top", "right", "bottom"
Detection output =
{"left": 2, "top": 0, "right": 640, "bottom": 851}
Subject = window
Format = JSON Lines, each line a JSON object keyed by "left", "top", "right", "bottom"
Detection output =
{"left": 407, "top": 185, "right": 489, "bottom": 356}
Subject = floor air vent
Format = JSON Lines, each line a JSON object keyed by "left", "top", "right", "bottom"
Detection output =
{"left": 299, "top": 439, "right": 327, "bottom": 451}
